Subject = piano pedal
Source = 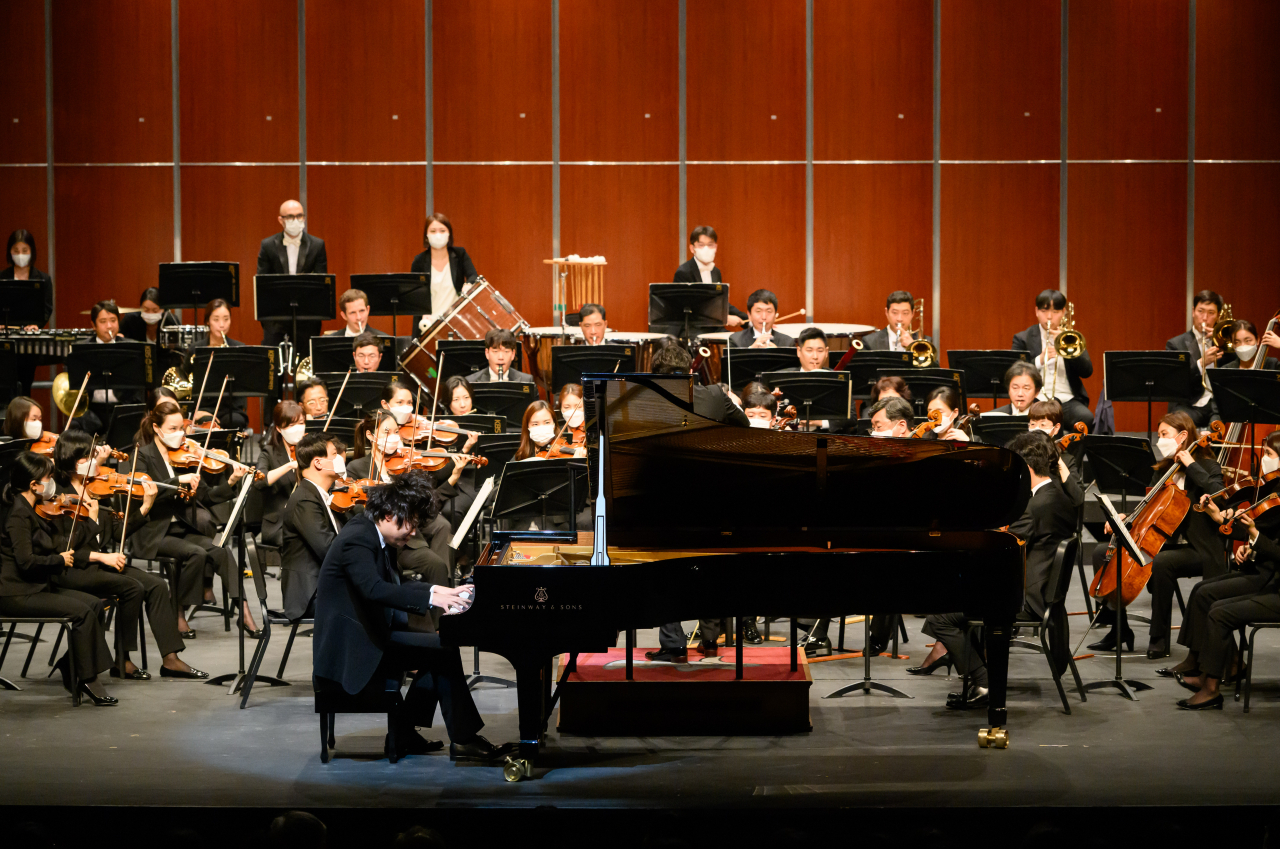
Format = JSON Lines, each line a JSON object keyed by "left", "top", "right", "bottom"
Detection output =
{"left": 977, "top": 727, "right": 1009, "bottom": 749}
{"left": 503, "top": 757, "right": 532, "bottom": 782}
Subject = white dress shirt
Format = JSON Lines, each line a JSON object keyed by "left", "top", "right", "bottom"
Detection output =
{"left": 309, "top": 477, "right": 340, "bottom": 533}
{"left": 695, "top": 258, "right": 715, "bottom": 284}
{"left": 1191, "top": 326, "right": 1214, "bottom": 407}
{"left": 91, "top": 336, "right": 119, "bottom": 403}
{"left": 283, "top": 232, "right": 301, "bottom": 274}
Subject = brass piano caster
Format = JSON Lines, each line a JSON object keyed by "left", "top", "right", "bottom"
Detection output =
{"left": 978, "top": 726, "right": 1009, "bottom": 749}
{"left": 503, "top": 757, "right": 532, "bottom": 782}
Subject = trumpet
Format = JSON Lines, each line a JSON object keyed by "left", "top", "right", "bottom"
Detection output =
{"left": 897, "top": 298, "right": 936, "bottom": 368}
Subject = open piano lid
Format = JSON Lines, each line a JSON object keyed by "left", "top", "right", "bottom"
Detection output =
{"left": 584, "top": 373, "right": 1031, "bottom": 549}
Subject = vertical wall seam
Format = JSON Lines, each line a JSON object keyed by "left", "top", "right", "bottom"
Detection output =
{"left": 678, "top": 0, "right": 687, "bottom": 265}
{"left": 43, "top": 0, "right": 55, "bottom": 325}
{"left": 805, "top": 0, "right": 814, "bottom": 323}
{"left": 1059, "top": 0, "right": 1068, "bottom": 294}
{"left": 1186, "top": 0, "right": 1196, "bottom": 322}
{"left": 551, "top": 0, "right": 560, "bottom": 260}
{"left": 931, "top": 0, "right": 941, "bottom": 346}
{"left": 298, "top": 0, "right": 307, "bottom": 207}
{"left": 425, "top": 0, "right": 433, "bottom": 215}
{"left": 172, "top": 0, "right": 181, "bottom": 264}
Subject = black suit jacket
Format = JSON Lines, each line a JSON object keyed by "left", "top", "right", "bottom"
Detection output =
{"left": 692, "top": 384, "right": 751, "bottom": 428}
{"left": 252, "top": 440, "right": 297, "bottom": 547}
{"left": 465, "top": 368, "right": 534, "bottom": 385}
{"left": 280, "top": 478, "right": 346, "bottom": 620}
{"left": 257, "top": 231, "right": 327, "bottom": 277}
{"left": 323, "top": 327, "right": 390, "bottom": 337}
{"left": 1166, "top": 329, "right": 1235, "bottom": 405}
{"left": 673, "top": 259, "right": 747, "bottom": 320}
{"left": 0, "top": 497, "right": 67, "bottom": 597}
{"left": 126, "top": 442, "right": 237, "bottom": 559}
{"left": 0, "top": 267, "right": 53, "bottom": 328}
{"left": 119, "top": 310, "right": 179, "bottom": 343}
{"left": 728, "top": 326, "right": 796, "bottom": 349}
{"left": 1012, "top": 324, "right": 1093, "bottom": 406}
{"left": 409, "top": 246, "right": 478, "bottom": 298}
{"left": 1009, "top": 481, "right": 1077, "bottom": 618}
{"left": 312, "top": 512, "right": 435, "bottom": 694}
{"left": 859, "top": 326, "right": 935, "bottom": 353}
{"left": 1155, "top": 456, "right": 1228, "bottom": 574}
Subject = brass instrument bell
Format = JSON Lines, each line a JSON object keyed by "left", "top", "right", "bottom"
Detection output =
{"left": 51, "top": 372, "right": 89, "bottom": 418}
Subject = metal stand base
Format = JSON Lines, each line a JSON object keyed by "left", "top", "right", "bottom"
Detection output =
{"left": 467, "top": 645, "right": 515, "bottom": 691}
{"left": 0, "top": 675, "right": 19, "bottom": 691}
{"left": 823, "top": 615, "right": 913, "bottom": 700}
{"left": 1082, "top": 677, "right": 1152, "bottom": 701}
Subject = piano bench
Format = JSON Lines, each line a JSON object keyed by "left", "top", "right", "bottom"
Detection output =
{"left": 313, "top": 674, "right": 406, "bottom": 764}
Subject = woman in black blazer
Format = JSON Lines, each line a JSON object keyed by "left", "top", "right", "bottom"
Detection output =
{"left": 4, "top": 229, "right": 55, "bottom": 395}
{"left": 253, "top": 400, "right": 305, "bottom": 549}
{"left": 191, "top": 298, "right": 250, "bottom": 431}
{"left": 409, "top": 213, "right": 478, "bottom": 325}
{"left": 0, "top": 452, "right": 117, "bottom": 704}
{"left": 119, "top": 286, "right": 180, "bottom": 344}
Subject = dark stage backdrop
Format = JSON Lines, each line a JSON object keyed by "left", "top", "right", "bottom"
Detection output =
{"left": 2, "top": 0, "right": 1277, "bottom": 433}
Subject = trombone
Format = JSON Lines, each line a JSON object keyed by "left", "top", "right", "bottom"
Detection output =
{"left": 896, "top": 298, "right": 936, "bottom": 368}
{"left": 1044, "top": 302, "right": 1086, "bottom": 398}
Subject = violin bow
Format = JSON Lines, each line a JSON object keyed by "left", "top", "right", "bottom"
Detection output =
{"left": 426, "top": 352, "right": 443, "bottom": 454}
{"left": 118, "top": 443, "right": 142, "bottom": 553}
{"left": 324, "top": 367, "right": 353, "bottom": 430}
{"left": 192, "top": 350, "right": 216, "bottom": 425}
{"left": 198, "top": 374, "right": 230, "bottom": 462}
{"left": 412, "top": 378, "right": 424, "bottom": 467}
{"left": 63, "top": 372, "right": 91, "bottom": 434}
{"left": 64, "top": 433, "right": 99, "bottom": 554}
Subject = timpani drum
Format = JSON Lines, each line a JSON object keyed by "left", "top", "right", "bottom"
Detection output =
{"left": 695, "top": 322, "right": 875, "bottom": 383}
{"left": 400, "top": 278, "right": 529, "bottom": 388}
{"left": 160, "top": 325, "right": 209, "bottom": 350}
{"left": 525, "top": 327, "right": 667, "bottom": 376}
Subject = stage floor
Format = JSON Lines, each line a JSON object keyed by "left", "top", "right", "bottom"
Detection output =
{"left": 4, "top": 563, "right": 1280, "bottom": 820}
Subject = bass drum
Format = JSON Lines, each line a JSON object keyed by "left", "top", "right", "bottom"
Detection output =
{"left": 400, "top": 278, "right": 528, "bottom": 388}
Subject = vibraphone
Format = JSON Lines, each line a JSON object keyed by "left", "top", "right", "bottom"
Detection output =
{"left": 5, "top": 329, "right": 96, "bottom": 364}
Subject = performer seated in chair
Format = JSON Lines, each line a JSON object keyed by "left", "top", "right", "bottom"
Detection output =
{"left": 465, "top": 328, "right": 533, "bottom": 384}
{"left": 578, "top": 304, "right": 607, "bottom": 346}
{"left": 299, "top": 378, "right": 330, "bottom": 421}
{"left": 312, "top": 470, "right": 509, "bottom": 761}
{"left": 280, "top": 432, "right": 347, "bottom": 621}
{"left": 352, "top": 332, "right": 384, "bottom": 374}
{"left": 1166, "top": 289, "right": 1230, "bottom": 429}
{"left": 325, "top": 288, "right": 389, "bottom": 338}
{"left": 443, "top": 376, "right": 475, "bottom": 416}
{"left": 1012, "top": 289, "right": 1094, "bottom": 434}
{"left": 729, "top": 289, "right": 795, "bottom": 349}
{"left": 858, "top": 290, "right": 933, "bottom": 353}
{"left": 922, "top": 386, "right": 972, "bottom": 442}
{"left": 742, "top": 391, "right": 777, "bottom": 428}
{"left": 254, "top": 401, "right": 306, "bottom": 552}
{"left": 1221, "top": 319, "right": 1280, "bottom": 371}
{"left": 1027, "top": 399, "right": 1086, "bottom": 508}
{"left": 912, "top": 431, "right": 1076, "bottom": 708}
{"left": 985, "top": 361, "right": 1042, "bottom": 417}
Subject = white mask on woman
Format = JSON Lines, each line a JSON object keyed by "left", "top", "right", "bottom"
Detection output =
{"left": 1261, "top": 454, "right": 1280, "bottom": 476}
{"left": 141, "top": 310, "right": 164, "bottom": 325}
{"left": 932, "top": 415, "right": 953, "bottom": 435}
{"left": 427, "top": 231, "right": 450, "bottom": 250}
{"left": 160, "top": 429, "right": 186, "bottom": 449}
{"left": 23, "top": 420, "right": 42, "bottom": 439}
{"left": 39, "top": 479, "right": 56, "bottom": 500}
{"left": 75, "top": 458, "right": 98, "bottom": 477}
{"left": 281, "top": 423, "right": 306, "bottom": 445}
{"left": 283, "top": 219, "right": 305, "bottom": 238}
{"left": 1235, "top": 344, "right": 1258, "bottom": 361}
{"left": 565, "top": 407, "right": 585, "bottom": 429}
{"left": 388, "top": 405, "right": 414, "bottom": 425}
{"left": 1156, "top": 437, "right": 1180, "bottom": 459}
{"left": 12, "top": 252, "right": 31, "bottom": 268}
{"left": 529, "top": 424, "right": 557, "bottom": 446}
{"left": 693, "top": 246, "right": 716, "bottom": 265}
{"left": 378, "top": 432, "right": 402, "bottom": 455}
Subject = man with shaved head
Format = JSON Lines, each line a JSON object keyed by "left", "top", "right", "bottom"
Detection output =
{"left": 257, "top": 198, "right": 328, "bottom": 347}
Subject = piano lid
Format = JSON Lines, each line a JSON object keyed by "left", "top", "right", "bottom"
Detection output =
{"left": 585, "top": 373, "right": 1031, "bottom": 547}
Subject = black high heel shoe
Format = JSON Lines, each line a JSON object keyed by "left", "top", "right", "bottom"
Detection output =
{"left": 53, "top": 655, "right": 73, "bottom": 694}
{"left": 906, "top": 653, "right": 952, "bottom": 676}
{"left": 79, "top": 679, "right": 119, "bottom": 706}
{"left": 1087, "top": 630, "right": 1135, "bottom": 653}
{"left": 236, "top": 615, "right": 263, "bottom": 640}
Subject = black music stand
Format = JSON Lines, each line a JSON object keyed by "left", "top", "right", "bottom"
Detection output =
{"left": 837, "top": 351, "right": 912, "bottom": 398}
{"left": 1104, "top": 351, "right": 1192, "bottom": 442}
{"left": 1208, "top": 370, "right": 1280, "bottom": 450}
{"left": 67, "top": 342, "right": 158, "bottom": 393}
{"left": 648, "top": 283, "right": 729, "bottom": 342}
{"left": 191, "top": 347, "right": 278, "bottom": 401}
{"left": 946, "top": 350, "right": 1029, "bottom": 408}
{"left": 0, "top": 340, "right": 17, "bottom": 402}
{"left": 722, "top": 349, "right": 800, "bottom": 394}
{"left": 437, "top": 340, "right": 523, "bottom": 381}
{"left": 1082, "top": 492, "right": 1154, "bottom": 701}
{"left": 551, "top": 345, "right": 635, "bottom": 393}
{"left": 104, "top": 404, "right": 147, "bottom": 451}
{"left": 0, "top": 283, "right": 47, "bottom": 335}
{"left": 305, "top": 416, "right": 361, "bottom": 438}
{"left": 158, "top": 262, "right": 240, "bottom": 324}
{"left": 470, "top": 383, "right": 538, "bottom": 422}
{"left": 972, "top": 415, "right": 1031, "bottom": 447}
{"left": 350, "top": 273, "right": 433, "bottom": 337}
{"left": 318, "top": 372, "right": 395, "bottom": 419}
{"left": 254, "top": 274, "right": 337, "bottom": 348}
{"left": 445, "top": 413, "right": 507, "bottom": 435}
{"left": 823, "top": 611, "right": 913, "bottom": 701}
{"left": 473, "top": 433, "right": 523, "bottom": 489}
{"left": 309, "top": 335, "right": 398, "bottom": 374}
{"left": 490, "top": 458, "right": 588, "bottom": 531}
{"left": 762, "top": 372, "right": 852, "bottom": 430}
{"left": 884, "top": 367, "right": 966, "bottom": 418}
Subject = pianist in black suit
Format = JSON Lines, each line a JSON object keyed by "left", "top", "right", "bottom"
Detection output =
{"left": 1165, "top": 290, "right": 1232, "bottom": 429}
{"left": 1011, "top": 289, "right": 1094, "bottom": 435}
{"left": 311, "top": 471, "right": 506, "bottom": 760}
{"left": 4, "top": 230, "right": 54, "bottom": 396}
{"left": 280, "top": 432, "right": 347, "bottom": 621}
{"left": 673, "top": 225, "right": 746, "bottom": 327}
{"left": 464, "top": 328, "right": 534, "bottom": 384}
{"left": 119, "top": 287, "right": 180, "bottom": 344}
{"left": 859, "top": 290, "right": 934, "bottom": 354}
{"left": 728, "top": 289, "right": 796, "bottom": 349}
{"left": 913, "top": 431, "right": 1076, "bottom": 709}
{"left": 258, "top": 199, "right": 328, "bottom": 347}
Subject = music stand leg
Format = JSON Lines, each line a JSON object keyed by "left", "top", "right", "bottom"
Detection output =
{"left": 823, "top": 615, "right": 912, "bottom": 700}
{"left": 467, "top": 645, "right": 516, "bottom": 691}
{"left": 1082, "top": 565, "right": 1151, "bottom": 700}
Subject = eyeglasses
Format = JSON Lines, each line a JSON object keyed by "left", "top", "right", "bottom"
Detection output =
{"left": 280, "top": 214, "right": 305, "bottom": 222}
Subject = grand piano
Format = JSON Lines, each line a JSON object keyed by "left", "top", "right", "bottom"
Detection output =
{"left": 439, "top": 373, "right": 1031, "bottom": 780}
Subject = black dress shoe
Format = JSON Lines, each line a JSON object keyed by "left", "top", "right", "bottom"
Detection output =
{"left": 79, "top": 680, "right": 119, "bottom": 706}
{"left": 178, "top": 629, "right": 196, "bottom": 639}
{"left": 450, "top": 734, "right": 512, "bottom": 762}
{"left": 804, "top": 636, "right": 832, "bottom": 658}
{"left": 906, "top": 654, "right": 952, "bottom": 676}
{"left": 742, "top": 620, "right": 764, "bottom": 645}
{"left": 1177, "top": 694, "right": 1223, "bottom": 711}
{"left": 644, "top": 648, "right": 687, "bottom": 663}
{"left": 695, "top": 642, "right": 719, "bottom": 657}
{"left": 1174, "top": 671, "right": 1202, "bottom": 693}
{"left": 237, "top": 618, "right": 263, "bottom": 640}
{"left": 109, "top": 667, "right": 152, "bottom": 680}
{"left": 393, "top": 729, "right": 445, "bottom": 756}
{"left": 946, "top": 687, "right": 989, "bottom": 711}
{"left": 868, "top": 639, "right": 888, "bottom": 657}
{"left": 160, "top": 665, "right": 210, "bottom": 680}
{"left": 1156, "top": 666, "right": 1199, "bottom": 679}
{"left": 1146, "top": 640, "right": 1170, "bottom": 660}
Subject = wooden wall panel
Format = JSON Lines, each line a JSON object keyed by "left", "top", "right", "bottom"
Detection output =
{"left": 941, "top": 0, "right": 1060, "bottom": 161}
{"left": 432, "top": 165, "right": 553, "bottom": 326}
{"left": 686, "top": 165, "right": 806, "bottom": 316}
{"left": 813, "top": 164, "right": 931, "bottom": 325}
{"left": 179, "top": 166, "right": 300, "bottom": 342}
{"left": 433, "top": 0, "right": 552, "bottom": 163}
{"left": 1195, "top": 164, "right": 1280, "bottom": 335}
{"left": 0, "top": 0, "right": 46, "bottom": 164}
{"left": 179, "top": 0, "right": 297, "bottom": 163}
{"left": 53, "top": 166, "right": 173, "bottom": 320}
{"left": 307, "top": 0, "right": 425, "bottom": 163}
{"left": 1068, "top": 164, "right": 1187, "bottom": 433}
{"left": 560, "top": 166, "right": 679, "bottom": 334}
{"left": 305, "top": 165, "right": 428, "bottom": 336}
{"left": 559, "top": 0, "right": 678, "bottom": 162}
{"left": 1196, "top": 0, "right": 1280, "bottom": 160}
{"left": 686, "top": 0, "right": 805, "bottom": 162}
{"left": 52, "top": 0, "right": 171, "bottom": 163}
{"left": 940, "top": 165, "right": 1060, "bottom": 358}
{"left": 813, "top": 0, "right": 932, "bottom": 162}
{"left": 1069, "top": 0, "right": 1188, "bottom": 161}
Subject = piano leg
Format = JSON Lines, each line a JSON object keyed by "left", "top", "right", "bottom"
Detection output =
{"left": 980, "top": 619, "right": 1012, "bottom": 749}
{"left": 512, "top": 660, "right": 546, "bottom": 768}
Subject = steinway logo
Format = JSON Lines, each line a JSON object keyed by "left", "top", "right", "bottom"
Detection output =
{"left": 534, "top": 587, "right": 548, "bottom": 603}
{"left": 498, "top": 588, "right": 584, "bottom": 611}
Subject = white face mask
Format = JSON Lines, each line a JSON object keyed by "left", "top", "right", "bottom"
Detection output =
{"left": 1261, "top": 454, "right": 1279, "bottom": 476}
{"left": 11, "top": 252, "right": 31, "bottom": 268}
{"left": 529, "top": 424, "right": 557, "bottom": 446}
{"left": 159, "top": 429, "right": 186, "bottom": 449}
{"left": 427, "top": 231, "right": 449, "bottom": 250}
{"left": 283, "top": 219, "right": 305, "bottom": 238}
{"left": 1029, "top": 424, "right": 1055, "bottom": 435}
{"left": 38, "top": 479, "right": 56, "bottom": 500}
{"left": 932, "top": 415, "right": 952, "bottom": 434}
{"left": 378, "top": 432, "right": 402, "bottom": 454}
{"left": 23, "top": 420, "right": 42, "bottom": 439}
{"left": 141, "top": 310, "right": 163, "bottom": 325}
{"left": 388, "top": 405, "right": 413, "bottom": 425}
{"left": 1235, "top": 344, "right": 1258, "bottom": 361}
{"left": 565, "top": 408, "right": 585, "bottom": 429}
{"left": 693, "top": 246, "right": 716, "bottom": 265}
{"left": 75, "top": 458, "right": 98, "bottom": 477}
{"left": 870, "top": 429, "right": 895, "bottom": 438}
{"left": 330, "top": 455, "right": 346, "bottom": 477}
{"left": 1157, "top": 437, "right": 1180, "bottom": 459}
{"left": 281, "top": 423, "right": 306, "bottom": 445}
{"left": 747, "top": 417, "right": 771, "bottom": 429}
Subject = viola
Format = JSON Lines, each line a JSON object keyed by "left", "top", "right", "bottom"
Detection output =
{"left": 1090, "top": 421, "right": 1226, "bottom": 607}
{"left": 399, "top": 415, "right": 477, "bottom": 447}
{"left": 85, "top": 471, "right": 193, "bottom": 501}
{"left": 30, "top": 430, "right": 59, "bottom": 455}
{"left": 167, "top": 439, "right": 266, "bottom": 481}
{"left": 771, "top": 405, "right": 798, "bottom": 431}
{"left": 329, "top": 478, "right": 380, "bottom": 512}
{"left": 1220, "top": 493, "right": 1280, "bottom": 536}
{"left": 34, "top": 493, "right": 95, "bottom": 521}
{"left": 1057, "top": 422, "right": 1088, "bottom": 452}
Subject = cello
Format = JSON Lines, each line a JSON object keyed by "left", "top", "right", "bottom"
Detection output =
{"left": 1090, "top": 421, "right": 1226, "bottom": 606}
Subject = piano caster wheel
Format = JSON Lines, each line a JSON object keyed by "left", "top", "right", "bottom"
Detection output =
{"left": 503, "top": 757, "right": 532, "bottom": 782}
{"left": 978, "top": 727, "right": 1008, "bottom": 749}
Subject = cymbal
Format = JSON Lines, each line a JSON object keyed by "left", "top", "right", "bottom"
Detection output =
{"left": 78, "top": 306, "right": 141, "bottom": 314}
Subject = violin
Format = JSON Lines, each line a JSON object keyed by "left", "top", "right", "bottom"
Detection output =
{"left": 909, "top": 409, "right": 944, "bottom": 439}
{"left": 30, "top": 430, "right": 59, "bottom": 455}
{"left": 1220, "top": 493, "right": 1280, "bottom": 536}
{"left": 168, "top": 439, "right": 266, "bottom": 481}
{"left": 399, "top": 415, "right": 477, "bottom": 447}
{"left": 384, "top": 449, "right": 490, "bottom": 474}
{"left": 1203, "top": 466, "right": 1280, "bottom": 508}
{"left": 1090, "top": 421, "right": 1226, "bottom": 607}
{"left": 85, "top": 471, "right": 193, "bottom": 501}
{"left": 771, "top": 405, "right": 798, "bottom": 431}
{"left": 329, "top": 478, "right": 380, "bottom": 512}
{"left": 34, "top": 493, "right": 95, "bottom": 521}
{"left": 1056, "top": 422, "right": 1087, "bottom": 451}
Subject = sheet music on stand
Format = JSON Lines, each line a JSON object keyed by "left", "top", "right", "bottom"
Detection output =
{"left": 1096, "top": 493, "right": 1151, "bottom": 567}
{"left": 450, "top": 476, "right": 496, "bottom": 550}
{"left": 216, "top": 475, "right": 256, "bottom": 549}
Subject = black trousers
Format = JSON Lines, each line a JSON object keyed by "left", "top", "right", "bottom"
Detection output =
{"left": 53, "top": 567, "right": 142, "bottom": 660}
{"left": 923, "top": 612, "right": 987, "bottom": 687}
{"left": 0, "top": 588, "right": 113, "bottom": 680}
{"left": 1148, "top": 546, "right": 1218, "bottom": 644}
{"left": 124, "top": 566, "right": 186, "bottom": 656}
{"left": 1169, "top": 401, "right": 1221, "bottom": 429}
{"left": 658, "top": 618, "right": 723, "bottom": 651}
{"left": 1195, "top": 586, "right": 1280, "bottom": 680}
{"left": 1058, "top": 397, "right": 1095, "bottom": 436}
{"left": 379, "top": 630, "right": 484, "bottom": 742}
{"left": 1176, "top": 572, "right": 1272, "bottom": 675}
{"left": 157, "top": 529, "right": 240, "bottom": 607}
{"left": 806, "top": 614, "right": 893, "bottom": 646}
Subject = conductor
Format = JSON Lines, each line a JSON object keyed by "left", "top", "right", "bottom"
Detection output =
{"left": 312, "top": 470, "right": 508, "bottom": 761}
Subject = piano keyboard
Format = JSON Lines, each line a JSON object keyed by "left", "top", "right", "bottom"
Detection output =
{"left": 7, "top": 329, "right": 96, "bottom": 361}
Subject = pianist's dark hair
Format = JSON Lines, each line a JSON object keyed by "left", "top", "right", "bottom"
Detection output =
{"left": 295, "top": 431, "right": 345, "bottom": 471}
{"left": 867, "top": 396, "right": 913, "bottom": 425}
{"left": 483, "top": 327, "right": 519, "bottom": 351}
{"left": 651, "top": 343, "right": 693, "bottom": 374}
{"left": 363, "top": 468, "right": 440, "bottom": 529}
{"left": 52, "top": 428, "right": 94, "bottom": 485}
{"left": 579, "top": 303, "right": 605, "bottom": 321}
{"left": 90, "top": 300, "right": 120, "bottom": 324}
{"left": 1035, "top": 289, "right": 1067, "bottom": 311}
{"left": 1193, "top": 289, "right": 1223, "bottom": 311}
{"left": 746, "top": 289, "right": 778, "bottom": 312}
{"left": 742, "top": 391, "right": 777, "bottom": 413}
{"left": 140, "top": 287, "right": 161, "bottom": 306}
{"left": 885, "top": 290, "right": 913, "bottom": 309}
{"left": 1008, "top": 430, "right": 1056, "bottom": 478}
{"left": 3, "top": 396, "right": 40, "bottom": 439}
{"left": 1004, "top": 361, "right": 1043, "bottom": 392}
{"left": 689, "top": 225, "right": 717, "bottom": 244}
{"left": 352, "top": 331, "right": 380, "bottom": 352}
{"left": 2, "top": 451, "right": 54, "bottom": 506}
{"left": 6, "top": 229, "right": 37, "bottom": 269}
{"left": 423, "top": 212, "right": 454, "bottom": 249}
{"left": 796, "top": 327, "right": 827, "bottom": 347}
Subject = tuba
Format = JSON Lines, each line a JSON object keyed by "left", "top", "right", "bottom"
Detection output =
{"left": 906, "top": 298, "right": 937, "bottom": 368}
